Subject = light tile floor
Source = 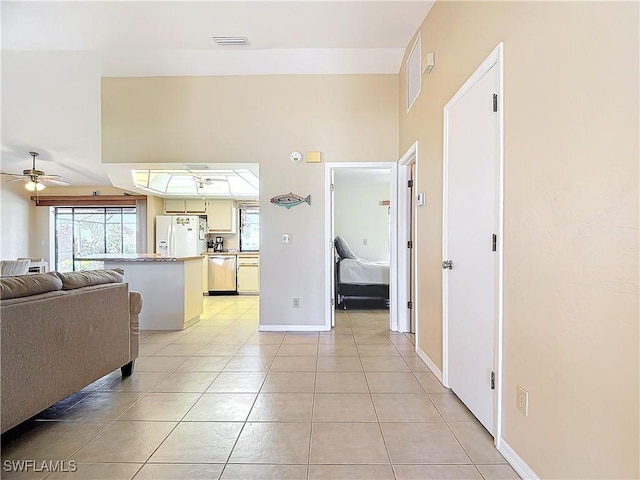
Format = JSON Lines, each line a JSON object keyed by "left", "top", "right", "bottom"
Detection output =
{"left": 1, "top": 296, "right": 520, "bottom": 480}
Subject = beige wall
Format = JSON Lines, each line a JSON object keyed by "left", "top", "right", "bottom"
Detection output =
{"left": 102, "top": 75, "right": 398, "bottom": 165}
{"left": 146, "top": 195, "right": 164, "bottom": 253}
{"left": 102, "top": 75, "right": 399, "bottom": 326}
{"left": 399, "top": 1, "right": 639, "bottom": 478}
{"left": 0, "top": 182, "right": 32, "bottom": 259}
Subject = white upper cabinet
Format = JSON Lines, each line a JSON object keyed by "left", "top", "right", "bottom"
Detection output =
{"left": 206, "top": 200, "right": 236, "bottom": 233}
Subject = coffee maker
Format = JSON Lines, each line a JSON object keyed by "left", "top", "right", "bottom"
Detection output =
{"left": 213, "top": 236, "right": 224, "bottom": 252}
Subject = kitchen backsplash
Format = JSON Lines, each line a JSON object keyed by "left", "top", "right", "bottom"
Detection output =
{"left": 206, "top": 232, "right": 239, "bottom": 251}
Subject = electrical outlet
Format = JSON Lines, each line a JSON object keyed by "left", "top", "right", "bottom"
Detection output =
{"left": 363, "top": 239, "right": 368, "bottom": 245}
{"left": 517, "top": 386, "right": 529, "bottom": 417}
{"left": 293, "top": 298, "right": 300, "bottom": 308}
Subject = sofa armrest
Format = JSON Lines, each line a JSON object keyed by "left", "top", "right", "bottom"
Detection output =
{"left": 128, "top": 290, "right": 143, "bottom": 361}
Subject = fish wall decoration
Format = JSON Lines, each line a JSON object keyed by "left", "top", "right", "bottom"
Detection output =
{"left": 270, "top": 193, "right": 311, "bottom": 209}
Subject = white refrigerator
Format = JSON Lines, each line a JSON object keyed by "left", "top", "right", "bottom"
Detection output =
{"left": 156, "top": 215, "right": 207, "bottom": 257}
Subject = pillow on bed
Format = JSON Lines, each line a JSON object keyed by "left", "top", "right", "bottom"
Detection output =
{"left": 334, "top": 236, "right": 357, "bottom": 259}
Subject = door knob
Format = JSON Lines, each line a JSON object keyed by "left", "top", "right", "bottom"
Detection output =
{"left": 442, "top": 260, "right": 453, "bottom": 270}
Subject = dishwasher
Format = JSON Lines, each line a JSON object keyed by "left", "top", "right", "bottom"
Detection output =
{"left": 208, "top": 255, "right": 237, "bottom": 295}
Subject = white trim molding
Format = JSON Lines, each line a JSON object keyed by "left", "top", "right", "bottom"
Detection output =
{"left": 499, "top": 440, "right": 540, "bottom": 480}
{"left": 397, "top": 141, "right": 419, "bottom": 335}
{"left": 324, "top": 162, "right": 398, "bottom": 332}
{"left": 416, "top": 345, "right": 443, "bottom": 383}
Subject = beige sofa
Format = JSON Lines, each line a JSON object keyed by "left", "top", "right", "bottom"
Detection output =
{"left": 0, "top": 269, "right": 142, "bottom": 433}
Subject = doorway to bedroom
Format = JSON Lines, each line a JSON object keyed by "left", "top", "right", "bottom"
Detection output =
{"left": 325, "top": 163, "right": 398, "bottom": 332}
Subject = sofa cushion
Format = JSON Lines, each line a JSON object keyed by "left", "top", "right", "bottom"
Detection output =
{"left": 55, "top": 268, "right": 125, "bottom": 290}
{"left": 0, "top": 272, "right": 63, "bottom": 300}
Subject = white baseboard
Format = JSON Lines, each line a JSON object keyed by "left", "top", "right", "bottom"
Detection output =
{"left": 499, "top": 439, "right": 539, "bottom": 480}
{"left": 258, "top": 324, "right": 330, "bottom": 332}
{"left": 416, "top": 345, "right": 444, "bottom": 383}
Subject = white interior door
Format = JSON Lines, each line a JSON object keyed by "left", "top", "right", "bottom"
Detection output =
{"left": 444, "top": 62, "right": 499, "bottom": 435}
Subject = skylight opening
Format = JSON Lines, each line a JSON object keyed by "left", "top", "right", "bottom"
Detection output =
{"left": 131, "top": 169, "right": 259, "bottom": 197}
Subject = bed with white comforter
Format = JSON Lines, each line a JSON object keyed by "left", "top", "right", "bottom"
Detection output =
{"left": 338, "top": 258, "right": 390, "bottom": 285}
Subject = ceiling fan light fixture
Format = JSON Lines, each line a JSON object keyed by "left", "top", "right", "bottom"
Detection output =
{"left": 25, "top": 180, "right": 45, "bottom": 192}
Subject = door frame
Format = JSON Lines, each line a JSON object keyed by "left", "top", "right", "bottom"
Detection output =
{"left": 397, "top": 141, "right": 418, "bottom": 334}
{"left": 324, "top": 162, "right": 398, "bottom": 331}
{"left": 442, "top": 42, "right": 504, "bottom": 444}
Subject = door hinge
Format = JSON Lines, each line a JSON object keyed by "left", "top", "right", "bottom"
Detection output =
{"left": 408, "top": 179, "right": 414, "bottom": 188}
{"left": 491, "top": 371, "right": 495, "bottom": 390}
{"left": 492, "top": 234, "right": 497, "bottom": 252}
{"left": 407, "top": 240, "right": 413, "bottom": 249}
{"left": 330, "top": 184, "right": 335, "bottom": 192}
{"left": 331, "top": 298, "right": 335, "bottom": 306}
{"left": 408, "top": 301, "right": 413, "bottom": 309}
{"left": 492, "top": 94, "right": 498, "bottom": 112}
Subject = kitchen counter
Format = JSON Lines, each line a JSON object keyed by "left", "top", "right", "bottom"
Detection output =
{"left": 80, "top": 255, "right": 204, "bottom": 330}
{"left": 76, "top": 253, "right": 203, "bottom": 262}
{"left": 207, "top": 252, "right": 259, "bottom": 257}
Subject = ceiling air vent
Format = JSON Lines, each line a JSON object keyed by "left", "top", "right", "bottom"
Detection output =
{"left": 212, "top": 37, "right": 250, "bottom": 46}
{"left": 185, "top": 164, "right": 210, "bottom": 170}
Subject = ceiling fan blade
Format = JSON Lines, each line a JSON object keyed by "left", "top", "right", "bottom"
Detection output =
{"left": 5, "top": 177, "right": 27, "bottom": 183}
{"left": 39, "top": 174, "right": 64, "bottom": 180}
{"left": 0, "top": 172, "right": 28, "bottom": 177}
{"left": 41, "top": 178, "right": 70, "bottom": 186}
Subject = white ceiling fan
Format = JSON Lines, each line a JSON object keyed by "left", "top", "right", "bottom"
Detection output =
{"left": 188, "top": 170, "right": 228, "bottom": 190}
{"left": 1, "top": 151, "right": 69, "bottom": 191}
{"left": 196, "top": 177, "right": 228, "bottom": 189}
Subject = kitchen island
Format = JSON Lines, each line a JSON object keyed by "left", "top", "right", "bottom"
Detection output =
{"left": 75, "top": 254, "right": 203, "bottom": 330}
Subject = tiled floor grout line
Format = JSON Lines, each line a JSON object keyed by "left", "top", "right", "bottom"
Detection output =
{"left": 362, "top": 347, "right": 398, "bottom": 480}
{"left": 307, "top": 336, "right": 320, "bottom": 480}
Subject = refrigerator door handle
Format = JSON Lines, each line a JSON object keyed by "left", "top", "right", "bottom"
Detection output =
{"left": 168, "top": 223, "right": 174, "bottom": 257}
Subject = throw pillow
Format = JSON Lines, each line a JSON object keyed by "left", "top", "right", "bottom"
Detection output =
{"left": 334, "top": 236, "right": 357, "bottom": 259}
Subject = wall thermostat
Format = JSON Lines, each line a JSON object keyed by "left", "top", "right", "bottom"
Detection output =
{"left": 290, "top": 152, "right": 302, "bottom": 163}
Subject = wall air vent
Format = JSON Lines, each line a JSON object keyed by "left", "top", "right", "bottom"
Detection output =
{"left": 212, "top": 36, "right": 250, "bottom": 46}
{"left": 406, "top": 34, "right": 422, "bottom": 112}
